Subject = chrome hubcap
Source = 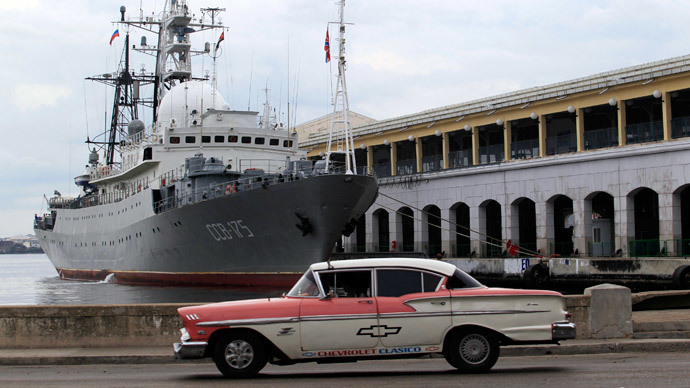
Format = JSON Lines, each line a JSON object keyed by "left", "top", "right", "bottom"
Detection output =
{"left": 459, "top": 334, "right": 489, "bottom": 364}
{"left": 224, "top": 339, "right": 254, "bottom": 369}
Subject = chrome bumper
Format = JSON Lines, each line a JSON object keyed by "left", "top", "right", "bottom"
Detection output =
{"left": 552, "top": 322, "right": 577, "bottom": 341}
{"left": 173, "top": 341, "right": 208, "bottom": 359}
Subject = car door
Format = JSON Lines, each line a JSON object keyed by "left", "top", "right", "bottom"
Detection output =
{"left": 375, "top": 268, "right": 451, "bottom": 348}
{"left": 299, "top": 269, "right": 380, "bottom": 351}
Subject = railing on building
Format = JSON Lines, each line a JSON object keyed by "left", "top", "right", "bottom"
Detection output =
{"left": 396, "top": 159, "right": 417, "bottom": 175}
{"left": 546, "top": 133, "right": 577, "bottom": 155}
{"left": 628, "top": 239, "right": 666, "bottom": 257}
{"left": 478, "top": 145, "right": 504, "bottom": 165}
{"left": 482, "top": 242, "right": 502, "bottom": 258}
{"left": 550, "top": 241, "right": 574, "bottom": 257}
{"left": 511, "top": 139, "right": 540, "bottom": 160}
{"left": 675, "top": 239, "right": 690, "bottom": 255}
{"left": 422, "top": 155, "right": 442, "bottom": 172}
{"left": 626, "top": 121, "right": 663, "bottom": 145}
{"left": 671, "top": 116, "right": 690, "bottom": 139}
{"left": 584, "top": 127, "right": 618, "bottom": 150}
{"left": 587, "top": 241, "right": 615, "bottom": 257}
{"left": 448, "top": 150, "right": 472, "bottom": 169}
{"left": 373, "top": 163, "right": 391, "bottom": 178}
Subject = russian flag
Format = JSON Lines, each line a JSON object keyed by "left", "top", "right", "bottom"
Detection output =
{"left": 110, "top": 29, "right": 120, "bottom": 45}
{"left": 324, "top": 29, "right": 330, "bottom": 63}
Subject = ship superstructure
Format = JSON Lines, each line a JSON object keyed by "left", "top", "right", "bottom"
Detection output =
{"left": 34, "top": 0, "right": 378, "bottom": 287}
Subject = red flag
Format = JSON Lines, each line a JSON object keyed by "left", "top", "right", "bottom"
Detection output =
{"left": 216, "top": 31, "right": 224, "bottom": 51}
{"left": 324, "top": 29, "right": 330, "bottom": 63}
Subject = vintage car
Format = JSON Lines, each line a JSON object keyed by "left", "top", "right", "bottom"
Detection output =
{"left": 174, "top": 258, "right": 576, "bottom": 378}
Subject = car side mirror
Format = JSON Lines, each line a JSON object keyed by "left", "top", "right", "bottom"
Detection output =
{"left": 320, "top": 290, "right": 334, "bottom": 300}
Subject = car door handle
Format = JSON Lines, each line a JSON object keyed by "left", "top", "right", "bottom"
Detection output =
{"left": 430, "top": 301, "right": 446, "bottom": 305}
{"left": 358, "top": 300, "right": 373, "bottom": 304}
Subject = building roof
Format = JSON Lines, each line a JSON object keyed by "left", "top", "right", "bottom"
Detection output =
{"left": 300, "top": 53, "right": 690, "bottom": 147}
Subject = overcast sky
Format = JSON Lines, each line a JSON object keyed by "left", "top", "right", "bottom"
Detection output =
{"left": 1, "top": 0, "right": 689, "bottom": 237}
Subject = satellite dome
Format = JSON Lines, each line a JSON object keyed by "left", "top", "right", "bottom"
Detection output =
{"left": 128, "top": 119, "right": 145, "bottom": 136}
{"left": 157, "top": 81, "right": 228, "bottom": 126}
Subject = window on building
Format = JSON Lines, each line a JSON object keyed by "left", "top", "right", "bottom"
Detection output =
{"left": 283, "top": 140, "right": 293, "bottom": 147}
{"left": 228, "top": 135, "right": 238, "bottom": 143}
{"left": 269, "top": 138, "right": 279, "bottom": 146}
{"left": 214, "top": 135, "right": 225, "bottom": 143}
{"left": 255, "top": 137, "right": 265, "bottom": 145}
{"left": 170, "top": 136, "right": 180, "bottom": 144}
{"left": 202, "top": 135, "right": 211, "bottom": 143}
{"left": 185, "top": 136, "right": 196, "bottom": 144}
{"left": 241, "top": 136, "right": 252, "bottom": 144}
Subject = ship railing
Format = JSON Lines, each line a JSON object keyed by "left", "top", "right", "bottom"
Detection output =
{"left": 238, "top": 159, "right": 286, "bottom": 173}
{"left": 159, "top": 169, "right": 180, "bottom": 187}
{"left": 90, "top": 164, "right": 122, "bottom": 180}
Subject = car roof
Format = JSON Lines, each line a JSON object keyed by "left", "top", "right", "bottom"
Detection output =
{"left": 310, "top": 258, "right": 457, "bottom": 276}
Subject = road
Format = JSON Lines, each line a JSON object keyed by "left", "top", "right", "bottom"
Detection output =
{"left": 1, "top": 352, "right": 689, "bottom": 388}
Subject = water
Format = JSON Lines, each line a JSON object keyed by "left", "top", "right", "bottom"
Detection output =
{"left": 0, "top": 254, "right": 280, "bottom": 305}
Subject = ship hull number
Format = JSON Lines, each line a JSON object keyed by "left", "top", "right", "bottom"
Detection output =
{"left": 206, "top": 221, "right": 254, "bottom": 241}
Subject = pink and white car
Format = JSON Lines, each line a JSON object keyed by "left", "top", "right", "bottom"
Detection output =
{"left": 174, "top": 258, "right": 575, "bottom": 378}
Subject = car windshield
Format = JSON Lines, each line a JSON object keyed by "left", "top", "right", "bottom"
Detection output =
{"left": 286, "top": 270, "right": 321, "bottom": 297}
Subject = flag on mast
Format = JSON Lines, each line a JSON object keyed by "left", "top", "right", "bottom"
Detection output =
{"left": 324, "top": 29, "right": 330, "bottom": 63}
{"left": 109, "top": 29, "right": 120, "bottom": 45}
{"left": 216, "top": 31, "right": 225, "bottom": 51}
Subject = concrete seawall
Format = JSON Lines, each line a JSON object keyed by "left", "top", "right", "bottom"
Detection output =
{"left": 0, "top": 304, "right": 192, "bottom": 348}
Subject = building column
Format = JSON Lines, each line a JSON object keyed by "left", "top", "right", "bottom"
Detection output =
{"left": 441, "top": 207, "right": 451, "bottom": 257}
{"left": 365, "top": 211, "right": 374, "bottom": 252}
{"left": 617, "top": 100, "right": 627, "bottom": 146}
{"left": 390, "top": 142, "right": 397, "bottom": 176}
{"left": 538, "top": 115, "right": 547, "bottom": 158}
{"left": 469, "top": 203, "right": 481, "bottom": 256}
{"left": 662, "top": 91, "right": 672, "bottom": 141}
{"left": 472, "top": 128, "right": 479, "bottom": 166}
{"left": 537, "top": 201, "right": 552, "bottom": 256}
{"left": 366, "top": 145, "right": 373, "bottom": 175}
{"left": 442, "top": 132, "right": 449, "bottom": 169}
{"left": 659, "top": 192, "right": 675, "bottom": 255}
{"left": 616, "top": 194, "right": 632, "bottom": 257}
{"left": 573, "top": 198, "right": 587, "bottom": 255}
{"left": 576, "top": 107, "right": 585, "bottom": 152}
{"left": 415, "top": 137, "right": 423, "bottom": 173}
{"left": 504, "top": 121, "right": 512, "bottom": 161}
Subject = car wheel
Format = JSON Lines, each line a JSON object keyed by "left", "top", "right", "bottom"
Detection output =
{"left": 444, "top": 329, "right": 500, "bottom": 373}
{"left": 525, "top": 263, "right": 549, "bottom": 285}
{"left": 212, "top": 331, "right": 267, "bottom": 378}
{"left": 673, "top": 265, "right": 690, "bottom": 289}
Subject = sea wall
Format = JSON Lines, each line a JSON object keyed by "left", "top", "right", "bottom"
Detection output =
{"left": 0, "top": 304, "right": 190, "bottom": 348}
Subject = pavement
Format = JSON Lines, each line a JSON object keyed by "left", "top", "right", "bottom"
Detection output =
{"left": 1, "top": 309, "right": 689, "bottom": 366}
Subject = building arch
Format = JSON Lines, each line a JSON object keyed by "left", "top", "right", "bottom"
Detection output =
{"left": 673, "top": 184, "right": 690, "bottom": 255}
{"left": 396, "top": 207, "right": 415, "bottom": 252}
{"left": 628, "top": 187, "right": 660, "bottom": 256}
{"left": 510, "top": 197, "right": 536, "bottom": 253}
{"left": 547, "top": 194, "right": 574, "bottom": 256}
{"left": 423, "top": 205, "right": 442, "bottom": 258}
{"left": 372, "top": 208, "right": 389, "bottom": 252}
{"left": 479, "top": 199, "right": 502, "bottom": 257}
{"left": 584, "top": 191, "right": 615, "bottom": 256}
{"left": 449, "top": 202, "right": 471, "bottom": 257}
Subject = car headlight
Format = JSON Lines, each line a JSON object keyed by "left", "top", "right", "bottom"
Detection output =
{"left": 180, "top": 327, "right": 190, "bottom": 342}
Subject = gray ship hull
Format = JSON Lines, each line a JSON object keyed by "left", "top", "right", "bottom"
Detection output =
{"left": 35, "top": 174, "right": 377, "bottom": 287}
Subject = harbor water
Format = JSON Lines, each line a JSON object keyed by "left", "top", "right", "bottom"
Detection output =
{"left": 0, "top": 253, "right": 278, "bottom": 306}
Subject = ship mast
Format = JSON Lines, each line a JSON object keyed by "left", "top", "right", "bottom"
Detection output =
{"left": 325, "top": 0, "right": 356, "bottom": 175}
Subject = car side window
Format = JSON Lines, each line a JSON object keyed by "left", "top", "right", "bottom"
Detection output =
{"left": 377, "top": 269, "right": 439, "bottom": 297}
{"left": 318, "top": 270, "right": 371, "bottom": 298}
{"left": 446, "top": 268, "right": 483, "bottom": 289}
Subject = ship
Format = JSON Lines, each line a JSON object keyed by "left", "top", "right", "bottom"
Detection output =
{"left": 33, "top": 0, "right": 378, "bottom": 287}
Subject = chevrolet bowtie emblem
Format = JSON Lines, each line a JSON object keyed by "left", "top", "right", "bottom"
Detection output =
{"left": 357, "top": 325, "right": 401, "bottom": 337}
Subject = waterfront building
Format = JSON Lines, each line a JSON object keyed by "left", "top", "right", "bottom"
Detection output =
{"left": 301, "top": 54, "right": 690, "bottom": 259}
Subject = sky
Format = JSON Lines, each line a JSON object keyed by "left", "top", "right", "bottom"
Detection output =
{"left": 1, "top": 0, "right": 690, "bottom": 237}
